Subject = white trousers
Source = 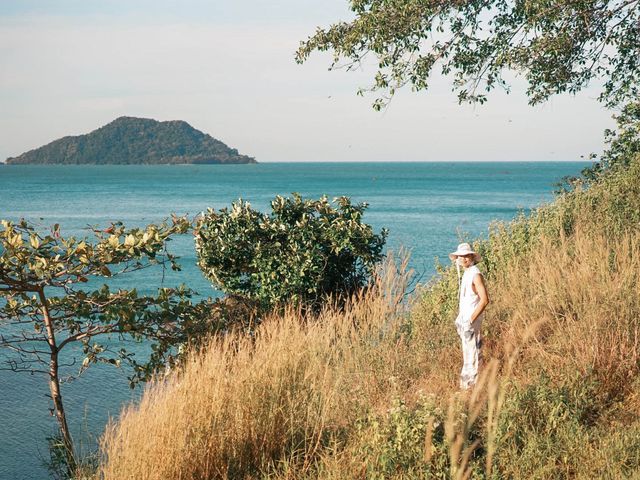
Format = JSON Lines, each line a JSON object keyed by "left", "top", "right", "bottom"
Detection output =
{"left": 455, "top": 314, "right": 482, "bottom": 390}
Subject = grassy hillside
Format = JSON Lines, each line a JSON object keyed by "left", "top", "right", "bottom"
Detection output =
{"left": 96, "top": 157, "right": 640, "bottom": 479}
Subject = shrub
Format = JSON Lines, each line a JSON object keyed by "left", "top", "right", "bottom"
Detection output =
{"left": 194, "top": 194, "right": 388, "bottom": 311}
{"left": 352, "top": 398, "right": 450, "bottom": 480}
{"left": 492, "top": 374, "right": 640, "bottom": 479}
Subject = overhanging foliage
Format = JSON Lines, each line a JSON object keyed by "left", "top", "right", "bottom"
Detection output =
{"left": 297, "top": 0, "right": 640, "bottom": 108}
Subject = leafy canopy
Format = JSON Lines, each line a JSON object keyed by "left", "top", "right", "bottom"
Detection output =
{"left": 296, "top": 0, "right": 640, "bottom": 108}
{"left": 195, "top": 194, "right": 388, "bottom": 310}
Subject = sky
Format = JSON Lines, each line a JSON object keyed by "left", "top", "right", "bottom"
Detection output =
{"left": 0, "top": 0, "right": 616, "bottom": 162}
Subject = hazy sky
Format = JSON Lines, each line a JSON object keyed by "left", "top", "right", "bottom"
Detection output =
{"left": 0, "top": 0, "right": 615, "bottom": 162}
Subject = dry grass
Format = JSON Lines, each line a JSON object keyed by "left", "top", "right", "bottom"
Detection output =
{"left": 99, "top": 254, "right": 415, "bottom": 480}
{"left": 98, "top": 161, "right": 640, "bottom": 479}
{"left": 489, "top": 226, "right": 640, "bottom": 396}
{"left": 98, "top": 229, "right": 640, "bottom": 479}
{"left": 98, "top": 225, "right": 640, "bottom": 479}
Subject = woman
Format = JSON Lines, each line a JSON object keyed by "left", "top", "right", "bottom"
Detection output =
{"left": 449, "top": 243, "right": 490, "bottom": 390}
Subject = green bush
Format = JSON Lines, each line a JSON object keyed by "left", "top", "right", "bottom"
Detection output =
{"left": 491, "top": 374, "right": 638, "bottom": 479}
{"left": 194, "top": 194, "right": 388, "bottom": 311}
{"left": 354, "top": 398, "right": 450, "bottom": 479}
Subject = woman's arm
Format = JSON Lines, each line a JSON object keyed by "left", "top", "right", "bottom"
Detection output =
{"left": 470, "top": 273, "right": 489, "bottom": 323}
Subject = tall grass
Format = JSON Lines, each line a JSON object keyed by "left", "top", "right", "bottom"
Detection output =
{"left": 98, "top": 157, "right": 640, "bottom": 479}
{"left": 99, "top": 254, "right": 414, "bottom": 479}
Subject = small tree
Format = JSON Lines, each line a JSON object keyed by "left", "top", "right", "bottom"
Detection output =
{"left": 0, "top": 216, "right": 207, "bottom": 473}
{"left": 195, "top": 194, "right": 388, "bottom": 311}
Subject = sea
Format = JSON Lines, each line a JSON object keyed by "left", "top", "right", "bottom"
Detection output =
{"left": 0, "top": 161, "right": 588, "bottom": 479}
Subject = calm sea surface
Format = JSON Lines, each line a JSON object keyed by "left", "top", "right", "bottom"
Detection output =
{"left": 0, "top": 162, "right": 588, "bottom": 479}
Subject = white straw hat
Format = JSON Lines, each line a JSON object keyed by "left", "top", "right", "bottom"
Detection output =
{"left": 449, "top": 242, "right": 481, "bottom": 263}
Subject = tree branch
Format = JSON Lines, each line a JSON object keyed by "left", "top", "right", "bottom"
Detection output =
{"left": 58, "top": 324, "right": 119, "bottom": 351}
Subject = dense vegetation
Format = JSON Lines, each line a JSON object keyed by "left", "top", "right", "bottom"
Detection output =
{"left": 0, "top": 194, "right": 387, "bottom": 476}
{"left": 5, "top": 116, "right": 256, "bottom": 165}
{"left": 96, "top": 113, "right": 640, "bottom": 478}
{"left": 195, "top": 194, "right": 388, "bottom": 312}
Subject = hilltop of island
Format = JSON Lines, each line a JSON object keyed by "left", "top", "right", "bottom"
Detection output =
{"left": 5, "top": 117, "right": 257, "bottom": 165}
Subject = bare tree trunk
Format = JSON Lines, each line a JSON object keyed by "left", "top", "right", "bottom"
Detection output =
{"left": 39, "top": 288, "right": 77, "bottom": 473}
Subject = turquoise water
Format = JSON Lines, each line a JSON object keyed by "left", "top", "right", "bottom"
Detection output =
{"left": 0, "top": 162, "right": 587, "bottom": 479}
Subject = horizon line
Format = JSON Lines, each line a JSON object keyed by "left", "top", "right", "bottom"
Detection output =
{"left": 1, "top": 159, "right": 594, "bottom": 165}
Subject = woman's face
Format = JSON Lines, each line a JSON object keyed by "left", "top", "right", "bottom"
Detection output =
{"left": 457, "top": 254, "right": 474, "bottom": 268}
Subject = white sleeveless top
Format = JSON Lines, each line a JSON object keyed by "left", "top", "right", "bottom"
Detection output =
{"left": 458, "top": 265, "right": 483, "bottom": 324}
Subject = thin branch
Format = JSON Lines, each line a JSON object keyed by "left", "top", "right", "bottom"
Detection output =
{"left": 2, "top": 357, "right": 49, "bottom": 374}
{"left": 57, "top": 357, "right": 77, "bottom": 369}
{"left": 0, "top": 331, "right": 47, "bottom": 343}
{"left": 2, "top": 344, "right": 50, "bottom": 356}
{"left": 0, "top": 364, "right": 49, "bottom": 375}
{"left": 58, "top": 324, "right": 119, "bottom": 351}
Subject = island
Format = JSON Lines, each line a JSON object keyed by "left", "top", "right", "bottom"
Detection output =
{"left": 5, "top": 116, "right": 257, "bottom": 165}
